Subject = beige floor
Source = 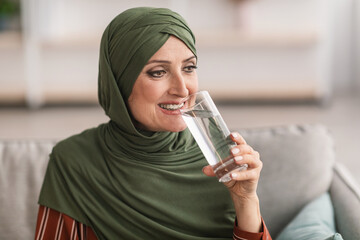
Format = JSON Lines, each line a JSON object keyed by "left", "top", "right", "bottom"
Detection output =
{"left": 1, "top": 93, "right": 359, "bottom": 184}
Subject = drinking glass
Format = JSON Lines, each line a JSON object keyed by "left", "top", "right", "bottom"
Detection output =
{"left": 180, "top": 91, "right": 248, "bottom": 182}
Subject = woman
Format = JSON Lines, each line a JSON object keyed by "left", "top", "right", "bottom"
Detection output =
{"left": 35, "top": 7, "right": 271, "bottom": 240}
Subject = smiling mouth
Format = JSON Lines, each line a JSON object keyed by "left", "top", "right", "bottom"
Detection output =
{"left": 158, "top": 102, "right": 184, "bottom": 110}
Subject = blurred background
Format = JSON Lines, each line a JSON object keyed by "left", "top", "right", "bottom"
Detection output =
{"left": 0, "top": 0, "right": 359, "bottom": 182}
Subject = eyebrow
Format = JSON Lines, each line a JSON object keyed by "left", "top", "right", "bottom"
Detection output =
{"left": 146, "top": 55, "right": 196, "bottom": 65}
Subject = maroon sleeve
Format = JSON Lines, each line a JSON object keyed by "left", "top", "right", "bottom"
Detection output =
{"left": 35, "top": 205, "right": 98, "bottom": 240}
{"left": 233, "top": 217, "right": 272, "bottom": 240}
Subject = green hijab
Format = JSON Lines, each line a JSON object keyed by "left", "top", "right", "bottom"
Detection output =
{"left": 39, "top": 7, "right": 235, "bottom": 239}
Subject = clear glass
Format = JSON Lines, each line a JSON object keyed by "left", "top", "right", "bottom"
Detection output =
{"left": 180, "top": 91, "right": 248, "bottom": 182}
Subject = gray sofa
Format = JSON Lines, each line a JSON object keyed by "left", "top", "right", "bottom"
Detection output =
{"left": 1, "top": 124, "right": 359, "bottom": 239}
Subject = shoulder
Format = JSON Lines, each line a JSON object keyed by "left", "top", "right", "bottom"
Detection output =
{"left": 50, "top": 126, "right": 103, "bottom": 169}
{"left": 54, "top": 127, "right": 98, "bottom": 151}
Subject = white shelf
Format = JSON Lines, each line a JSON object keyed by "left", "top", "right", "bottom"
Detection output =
{"left": 205, "top": 83, "right": 322, "bottom": 101}
{"left": 0, "top": 86, "right": 26, "bottom": 104}
{"left": 42, "top": 88, "right": 98, "bottom": 104}
{"left": 39, "top": 34, "right": 102, "bottom": 50}
{"left": 32, "top": 31, "right": 320, "bottom": 50}
{"left": 0, "top": 31, "right": 22, "bottom": 50}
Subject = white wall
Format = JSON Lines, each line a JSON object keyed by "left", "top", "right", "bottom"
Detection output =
{"left": 330, "top": 0, "right": 353, "bottom": 95}
{"left": 329, "top": 0, "right": 360, "bottom": 95}
{"left": 40, "top": 0, "right": 335, "bottom": 101}
{"left": 2, "top": 0, "right": 358, "bottom": 105}
{"left": 356, "top": 0, "right": 360, "bottom": 93}
{"left": 38, "top": 0, "right": 328, "bottom": 39}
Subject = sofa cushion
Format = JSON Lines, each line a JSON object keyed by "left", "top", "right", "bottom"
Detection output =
{"left": 276, "top": 192, "right": 343, "bottom": 240}
{"left": 238, "top": 124, "right": 335, "bottom": 237}
{"left": 0, "top": 140, "right": 56, "bottom": 240}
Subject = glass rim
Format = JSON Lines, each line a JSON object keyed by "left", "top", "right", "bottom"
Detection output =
{"left": 180, "top": 90, "right": 210, "bottom": 112}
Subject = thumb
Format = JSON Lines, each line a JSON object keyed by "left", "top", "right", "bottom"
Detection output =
{"left": 202, "top": 165, "right": 216, "bottom": 177}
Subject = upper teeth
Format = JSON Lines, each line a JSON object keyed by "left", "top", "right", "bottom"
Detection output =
{"left": 159, "top": 103, "right": 184, "bottom": 110}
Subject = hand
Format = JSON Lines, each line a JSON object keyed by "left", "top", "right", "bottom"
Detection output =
{"left": 203, "top": 132, "right": 263, "bottom": 232}
{"left": 202, "top": 132, "right": 263, "bottom": 199}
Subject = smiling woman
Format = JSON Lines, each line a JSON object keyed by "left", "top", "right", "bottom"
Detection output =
{"left": 35, "top": 7, "right": 271, "bottom": 240}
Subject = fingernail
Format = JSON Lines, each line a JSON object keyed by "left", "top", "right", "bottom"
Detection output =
{"left": 231, "top": 172, "right": 238, "bottom": 178}
{"left": 231, "top": 148, "right": 240, "bottom": 155}
{"left": 234, "top": 156, "right": 243, "bottom": 162}
{"left": 231, "top": 132, "right": 238, "bottom": 139}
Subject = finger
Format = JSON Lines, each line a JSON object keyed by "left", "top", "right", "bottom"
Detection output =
{"left": 230, "top": 132, "right": 246, "bottom": 145}
{"left": 202, "top": 165, "right": 216, "bottom": 177}
{"left": 234, "top": 153, "right": 262, "bottom": 169}
{"left": 230, "top": 168, "right": 260, "bottom": 181}
{"left": 230, "top": 144, "right": 254, "bottom": 156}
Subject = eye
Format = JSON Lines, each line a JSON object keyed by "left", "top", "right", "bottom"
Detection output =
{"left": 183, "top": 65, "right": 197, "bottom": 73}
{"left": 147, "top": 70, "right": 166, "bottom": 78}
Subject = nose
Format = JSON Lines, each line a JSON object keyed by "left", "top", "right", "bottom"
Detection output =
{"left": 168, "top": 72, "right": 189, "bottom": 98}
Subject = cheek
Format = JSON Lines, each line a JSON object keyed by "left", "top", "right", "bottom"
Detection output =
{"left": 142, "top": 82, "right": 165, "bottom": 101}
{"left": 130, "top": 86, "right": 162, "bottom": 122}
{"left": 188, "top": 77, "right": 198, "bottom": 93}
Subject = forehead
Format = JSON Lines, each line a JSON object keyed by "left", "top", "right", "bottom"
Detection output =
{"left": 148, "top": 36, "right": 194, "bottom": 61}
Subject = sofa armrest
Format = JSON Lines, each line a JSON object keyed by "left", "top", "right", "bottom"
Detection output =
{"left": 330, "top": 162, "right": 360, "bottom": 240}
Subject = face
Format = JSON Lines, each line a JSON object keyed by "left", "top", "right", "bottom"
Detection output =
{"left": 128, "top": 36, "right": 198, "bottom": 132}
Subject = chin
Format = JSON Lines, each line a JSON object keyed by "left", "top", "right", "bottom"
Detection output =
{"left": 165, "top": 123, "right": 188, "bottom": 133}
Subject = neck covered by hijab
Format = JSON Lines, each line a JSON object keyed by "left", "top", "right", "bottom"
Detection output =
{"left": 38, "top": 7, "right": 235, "bottom": 239}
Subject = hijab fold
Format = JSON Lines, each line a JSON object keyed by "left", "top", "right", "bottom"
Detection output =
{"left": 39, "top": 7, "right": 235, "bottom": 239}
